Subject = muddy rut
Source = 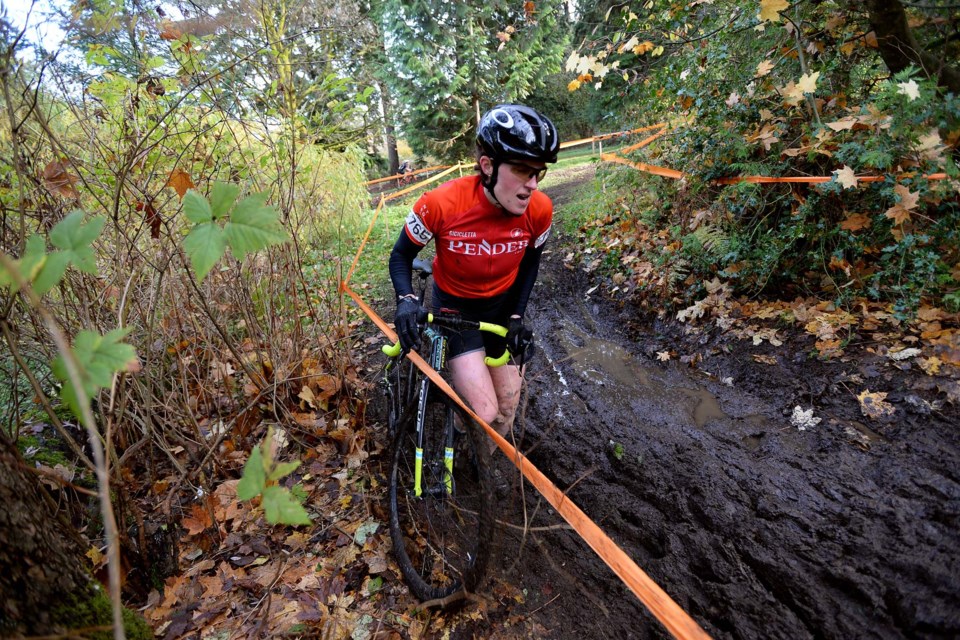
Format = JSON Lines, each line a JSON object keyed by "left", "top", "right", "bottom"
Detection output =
{"left": 450, "top": 177, "right": 960, "bottom": 639}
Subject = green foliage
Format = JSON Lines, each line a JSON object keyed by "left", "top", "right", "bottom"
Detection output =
{"left": 562, "top": 0, "right": 960, "bottom": 314}
{"left": 0, "top": 211, "right": 105, "bottom": 295}
{"left": 51, "top": 329, "right": 137, "bottom": 427}
{"left": 378, "top": 0, "right": 569, "bottom": 161}
{"left": 50, "top": 587, "right": 152, "bottom": 640}
{"left": 238, "top": 426, "right": 312, "bottom": 526}
{"left": 182, "top": 184, "right": 290, "bottom": 281}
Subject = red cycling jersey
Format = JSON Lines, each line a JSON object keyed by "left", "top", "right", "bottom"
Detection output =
{"left": 403, "top": 175, "right": 552, "bottom": 299}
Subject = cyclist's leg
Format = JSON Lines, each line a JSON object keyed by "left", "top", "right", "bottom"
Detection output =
{"left": 449, "top": 351, "right": 499, "bottom": 428}
{"left": 488, "top": 362, "right": 523, "bottom": 447}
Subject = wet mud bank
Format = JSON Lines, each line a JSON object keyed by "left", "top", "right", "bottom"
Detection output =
{"left": 473, "top": 246, "right": 960, "bottom": 639}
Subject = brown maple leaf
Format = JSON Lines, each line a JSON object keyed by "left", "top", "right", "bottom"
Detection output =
{"left": 167, "top": 168, "right": 195, "bottom": 199}
{"left": 840, "top": 212, "right": 871, "bottom": 231}
{"left": 42, "top": 158, "right": 80, "bottom": 199}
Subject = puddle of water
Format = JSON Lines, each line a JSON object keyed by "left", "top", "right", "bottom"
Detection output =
{"left": 558, "top": 326, "right": 651, "bottom": 388}
{"left": 551, "top": 320, "right": 730, "bottom": 428}
{"left": 679, "top": 387, "right": 728, "bottom": 427}
{"left": 845, "top": 420, "right": 884, "bottom": 444}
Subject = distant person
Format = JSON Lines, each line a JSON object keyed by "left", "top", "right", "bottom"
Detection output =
{"left": 397, "top": 160, "right": 413, "bottom": 185}
{"left": 389, "top": 104, "right": 559, "bottom": 453}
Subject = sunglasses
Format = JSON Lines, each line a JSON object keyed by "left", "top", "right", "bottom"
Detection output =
{"left": 504, "top": 161, "right": 548, "bottom": 182}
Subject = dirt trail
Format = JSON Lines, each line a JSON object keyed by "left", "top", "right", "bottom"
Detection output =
{"left": 451, "top": 167, "right": 960, "bottom": 639}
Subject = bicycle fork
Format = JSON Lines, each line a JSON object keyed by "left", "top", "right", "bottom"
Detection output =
{"left": 412, "top": 330, "right": 454, "bottom": 498}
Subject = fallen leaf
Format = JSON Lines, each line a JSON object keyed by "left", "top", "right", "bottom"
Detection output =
{"left": 888, "top": 347, "right": 921, "bottom": 361}
{"left": 826, "top": 116, "right": 858, "bottom": 131}
{"left": 833, "top": 165, "right": 858, "bottom": 189}
{"left": 790, "top": 406, "right": 821, "bottom": 430}
{"left": 759, "top": 0, "right": 789, "bottom": 22}
{"left": 656, "top": 351, "right": 671, "bottom": 361}
{"left": 840, "top": 212, "right": 871, "bottom": 232}
{"left": 857, "top": 390, "right": 895, "bottom": 419}
{"left": 753, "top": 354, "right": 778, "bottom": 364}
{"left": 897, "top": 79, "right": 920, "bottom": 101}
{"left": 755, "top": 60, "right": 775, "bottom": 77}
{"left": 885, "top": 184, "right": 919, "bottom": 225}
{"left": 795, "top": 71, "right": 820, "bottom": 95}
{"left": 918, "top": 356, "right": 941, "bottom": 375}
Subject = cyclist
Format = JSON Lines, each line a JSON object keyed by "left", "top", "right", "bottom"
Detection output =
{"left": 389, "top": 104, "right": 559, "bottom": 454}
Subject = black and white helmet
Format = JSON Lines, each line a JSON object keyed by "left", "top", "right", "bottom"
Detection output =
{"left": 477, "top": 104, "right": 559, "bottom": 164}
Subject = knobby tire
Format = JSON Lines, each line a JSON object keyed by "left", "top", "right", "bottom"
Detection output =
{"left": 388, "top": 386, "right": 494, "bottom": 602}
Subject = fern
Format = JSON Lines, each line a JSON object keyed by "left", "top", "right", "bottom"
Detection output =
{"left": 690, "top": 225, "right": 731, "bottom": 262}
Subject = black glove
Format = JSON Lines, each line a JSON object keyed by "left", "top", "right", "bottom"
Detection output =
{"left": 395, "top": 296, "right": 421, "bottom": 354}
{"left": 506, "top": 317, "right": 535, "bottom": 364}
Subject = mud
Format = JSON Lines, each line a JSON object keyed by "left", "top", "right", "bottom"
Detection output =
{"left": 446, "top": 168, "right": 960, "bottom": 638}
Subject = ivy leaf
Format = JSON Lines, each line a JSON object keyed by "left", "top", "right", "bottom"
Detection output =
{"left": 182, "top": 189, "right": 213, "bottom": 224}
{"left": 209, "top": 182, "right": 240, "bottom": 220}
{"left": 237, "top": 445, "right": 267, "bottom": 500}
{"left": 261, "top": 486, "right": 312, "bottom": 525}
{"left": 183, "top": 221, "right": 227, "bottom": 280}
{"left": 224, "top": 193, "right": 289, "bottom": 261}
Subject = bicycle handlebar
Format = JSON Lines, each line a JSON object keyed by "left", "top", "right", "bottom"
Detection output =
{"left": 381, "top": 312, "right": 512, "bottom": 367}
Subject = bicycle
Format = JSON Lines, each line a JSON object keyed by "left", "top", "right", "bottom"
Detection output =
{"left": 380, "top": 259, "right": 516, "bottom": 601}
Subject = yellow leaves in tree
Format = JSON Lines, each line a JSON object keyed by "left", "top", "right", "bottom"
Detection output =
{"left": 885, "top": 184, "right": 919, "bottom": 225}
{"left": 568, "top": 78, "right": 582, "bottom": 92}
{"left": 759, "top": 0, "right": 789, "bottom": 23}
{"left": 833, "top": 165, "right": 858, "bottom": 190}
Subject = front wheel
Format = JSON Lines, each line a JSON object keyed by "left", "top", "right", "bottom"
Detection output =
{"left": 388, "top": 390, "right": 494, "bottom": 601}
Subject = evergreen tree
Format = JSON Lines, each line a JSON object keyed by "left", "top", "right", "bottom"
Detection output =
{"left": 378, "top": 0, "right": 568, "bottom": 162}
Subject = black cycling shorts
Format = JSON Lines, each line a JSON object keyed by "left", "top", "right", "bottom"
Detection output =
{"left": 431, "top": 283, "right": 510, "bottom": 361}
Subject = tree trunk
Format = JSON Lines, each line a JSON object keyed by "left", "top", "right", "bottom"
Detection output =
{"left": 865, "top": 0, "right": 960, "bottom": 94}
{"left": 378, "top": 77, "right": 400, "bottom": 174}
{"left": 0, "top": 441, "right": 148, "bottom": 637}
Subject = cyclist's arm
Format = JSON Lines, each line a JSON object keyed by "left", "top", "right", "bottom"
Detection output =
{"left": 389, "top": 230, "right": 423, "bottom": 298}
{"left": 505, "top": 244, "right": 544, "bottom": 317}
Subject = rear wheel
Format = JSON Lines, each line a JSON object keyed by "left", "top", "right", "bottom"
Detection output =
{"left": 388, "top": 388, "right": 494, "bottom": 601}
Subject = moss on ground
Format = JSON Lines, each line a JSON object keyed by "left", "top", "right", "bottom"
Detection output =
{"left": 50, "top": 587, "right": 153, "bottom": 639}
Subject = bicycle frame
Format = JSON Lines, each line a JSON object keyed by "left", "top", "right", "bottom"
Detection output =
{"left": 383, "top": 315, "right": 509, "bottom": 499}
{"left": 411, "top": 325, "right": 449, "bottom": 497}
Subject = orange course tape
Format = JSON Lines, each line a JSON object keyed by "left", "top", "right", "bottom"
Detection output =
{"left": 365, "top": 164, "right": 451, "bottom": 186}
{"left": 341, "top": 282, "right": 712, "bottom": 640}
{"left": 602, "top": 153, "right": 685, "bottom": 179}
{"left": 560, "top": 123, "right": 668, "bottom": 150}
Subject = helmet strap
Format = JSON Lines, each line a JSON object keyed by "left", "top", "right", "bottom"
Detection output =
{"left": 481, "top": 158, "right": 504, "bottom": 208}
